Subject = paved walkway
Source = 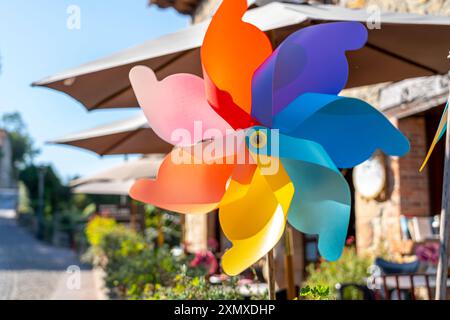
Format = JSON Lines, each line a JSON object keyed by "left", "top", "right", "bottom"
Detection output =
{"left": 0, "top": 215, "right": 105, "bottom": 300}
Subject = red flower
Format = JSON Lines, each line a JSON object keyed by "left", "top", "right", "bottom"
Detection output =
{"left": 346, "top": 236, "right": 355, "bottom": 246}
{"left": 190, "top": 250, "right": 219, "bottom": 275}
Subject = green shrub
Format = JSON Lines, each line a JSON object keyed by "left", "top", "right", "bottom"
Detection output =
{"left": 83, "top": 219, "right": 186, "bottom": 299}
{"left": 143, "top": 205, "right": 181, "bottom": 247}
{"left": 18, "top": 181, "right": 33, "bottom": 214}
{"left": 146, "top": 266, "right": 249, "bottom": 300}
{"left": 85, "top": 216, "right": 117, "bottom": 246}
{"left": 84, "top": 216, "right": 264, "bottom": 300}
{"left": 299, "top": 285, "right": 330, "bottom": 300}
{"left": 99, "top": 226, "right": 184, "bottom": 299}
{"left": 303, "top": 247, "right": 372, "bottom": 300}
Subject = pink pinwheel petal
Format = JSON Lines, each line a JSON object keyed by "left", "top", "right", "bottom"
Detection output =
{"left": 129, "top": 66, "right": 233, "bottom": 146}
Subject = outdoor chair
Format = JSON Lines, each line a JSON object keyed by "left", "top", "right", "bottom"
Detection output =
{"left": 375, "top": 273, "right": 436, "bottom": 300}
{"left": 374, "top": 258, "right": 431, "bottom": 300}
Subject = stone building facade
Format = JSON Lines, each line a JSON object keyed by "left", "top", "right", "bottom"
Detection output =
{"left": 151, "top": 0, "right": 450, "bottom": 279}
{"left": 338, "top": 0, "right": 450, "bottom": 257}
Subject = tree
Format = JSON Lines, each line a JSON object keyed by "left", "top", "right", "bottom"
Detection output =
{"left": 17, "top": 181, "right": 33, "bottom": 214}
{"left": 19, "top": 164, "right": 71, "bottom": 216}
{"left": 0, "top": 112, "right": 39, "bottom": 174}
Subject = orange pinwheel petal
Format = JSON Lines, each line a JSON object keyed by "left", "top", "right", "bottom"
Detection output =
{"left": 201, "top": 0, "right": 272, "bottom": 114}
{"left": 129, "top": 144, "right": 237, "bottom": 214}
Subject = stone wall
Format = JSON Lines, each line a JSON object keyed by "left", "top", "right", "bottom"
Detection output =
{"left": 355, "top": 117, "right": 432, "bottom": 257}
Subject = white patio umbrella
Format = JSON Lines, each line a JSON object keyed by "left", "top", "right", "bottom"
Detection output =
{"left": 71, "top": 155, "right": 165, "bottom": 229}
{"left": 72, "top": 180, "right": 135, "bottom": 196}
{"left": 70, "top": 154, "right": 165, "bottom": 188}
{"left": 33, "top": 2, "right": 450, "bottom": 110}
{"left": 49, "top": 114, "right": 172, "bottom": 156}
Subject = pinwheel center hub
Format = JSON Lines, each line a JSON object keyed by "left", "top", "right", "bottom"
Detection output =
{"left": 249, "top": 130, "right": 267, "bottom": 149}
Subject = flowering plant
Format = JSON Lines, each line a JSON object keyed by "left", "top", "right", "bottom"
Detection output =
{"left": 415, "top": 242, "right": 440, "bottom": 266}
{"left": 189, "top": 250, "right": 219, "bottom": 275}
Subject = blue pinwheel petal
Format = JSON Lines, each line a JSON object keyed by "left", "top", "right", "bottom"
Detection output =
{"left": 251, "top": 22, "right": 368, "bottom": 126}
{"left": 246, "top": 127, "right": 351, "bottom": 261}
{"left": 272, "top": 93, "right": 410, "bottom": 168}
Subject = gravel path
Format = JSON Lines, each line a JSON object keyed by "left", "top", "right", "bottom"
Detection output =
{"left": 0, "top": 216, "right": 104, "bottom": 300}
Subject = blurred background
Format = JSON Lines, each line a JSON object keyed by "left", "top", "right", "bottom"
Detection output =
{"left": 1, "top": 0, "right": 450, "bottom": 300}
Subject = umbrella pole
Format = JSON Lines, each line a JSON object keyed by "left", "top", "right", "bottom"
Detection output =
{"left": 267, "top": 249, "right": 276, "bottom": 300}
{"left": 436, "top": 89, "right": 450, "bottom": 300}
{"left": 284, "top": 226, "right": 296, "bottom": 300}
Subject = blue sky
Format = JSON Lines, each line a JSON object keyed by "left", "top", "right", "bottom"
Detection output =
{"left": 0, "top": 0, "right": 189, "bottom": 182}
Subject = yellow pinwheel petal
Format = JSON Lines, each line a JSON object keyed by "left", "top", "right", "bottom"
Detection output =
{"left": 219, "top": 163, "right": 294, "bottom": 276}
{"left": 219, "top": 175, "right": 274, "bottom": 241}
{"left": 221, "top": 205, "right": 286, "bottom": 276}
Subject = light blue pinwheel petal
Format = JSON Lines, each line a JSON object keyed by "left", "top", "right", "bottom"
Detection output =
{"left": 246, "top": 127, "right": 351, "bottom": 261}
{"left": 272, "top": 93, "right": 410, "bottom": 168}
{"left": 282, "top": 159, "right": 350, "bottom": 261}
{"left": 251, "top": 22, "right": 368, "bottom": 126}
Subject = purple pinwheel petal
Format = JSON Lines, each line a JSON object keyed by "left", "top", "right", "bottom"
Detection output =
{"left": 251, "top": 22, "right": 368, "bottom": 126}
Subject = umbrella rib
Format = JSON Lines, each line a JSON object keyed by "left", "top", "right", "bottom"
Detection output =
{"left": 90, "top": 49, "right": 194, "bottom": 110}
{"left": 99, "top": 128, "right": 145, "bottom": 156}
{"left": 366, "top": 42, "right": 441, "bottom": 75}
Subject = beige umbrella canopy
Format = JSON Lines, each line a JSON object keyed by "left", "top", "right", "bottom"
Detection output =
{"left": 72, "top": 180, "right": 135, "bottom": 196}
{"left": 71, "top": 154, "right": 164, "bottom": 195}
{"left": 33, "top": 2, "right": 450, "bottom": 110}
{"left": 70, "top": 154, "right": 165, "bottom": 187}
{"left": 49, "top": 114, "right": 172, "bottom": 156}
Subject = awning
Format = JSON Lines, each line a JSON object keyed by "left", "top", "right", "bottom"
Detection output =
{"left": 49, "top": 114, "right": 172, "bottom": 156}
{"left": 33, "top": 2, "right": 450, "bottom": 110}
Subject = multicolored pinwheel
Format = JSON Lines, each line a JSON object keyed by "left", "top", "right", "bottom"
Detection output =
{"left": 128, "top": 0, "right": 410, "bottom": 276}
